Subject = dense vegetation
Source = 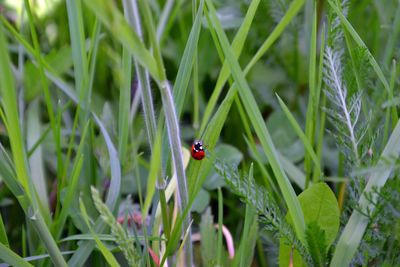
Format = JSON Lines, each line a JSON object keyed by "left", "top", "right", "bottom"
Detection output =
{"left": 0, "top": 0, "right": 399, "bottom": 266}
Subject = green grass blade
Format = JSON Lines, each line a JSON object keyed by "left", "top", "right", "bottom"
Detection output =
{"left": 79, "top": 199, "right": 121, "bottom": 267}
{"left": 276, "top": 94, "right": 322, "bottom": 185}
{"left": 0, "top": 20, "right": 31, "bottom": 199}
{"left": 280, "top": 152, "right": 306, "bottom": 190}
{"left": 172, "top": 0, "right": 204, "bottom": 117}
{"left": 26, "top": 100, "right": 49, "bottom": 213}
{"left": 143, "top": 129, "right": 163, "bottom": 216}
{"left": 383, "top": 1, "right": 400, "bottom": 67}
{"left": 304, "top": 3, "right": 318, "bottom": 186}
{"left": 0, "top": 242, "right": 33, "bottom": 267}
{"left": 66, "top": 0, "right": 89, "bottom": 95}
{"left": 216, "top": 187, "right": 223, "bottom": 265}
{"left": 82, "top": 0, "right": 160, "bottom": 81}
{"left": 0, "top": 213, "right": 9, "bottom": 247}
{"left": 205, "top": 0, "right": 305, "bottom": 244}
{"left": 330, "top": 120, "right": 400, "bottom": 266}
{"left": 233, "top": 203, "right": 258, "bottom": 267}
{"left": 312, "top": 25, "right": 326, "bottom": 183}
{"left": 52, "top": 122, "right": 90, "bottom": 238}
{"left": 244, "top": 0, "right": 305, "bottom": 73}
{"left": 199, "top": 0, "right": 260, "bottom": 134}
{"left": 118, "top": 47, "right": 132, "bottom": 162}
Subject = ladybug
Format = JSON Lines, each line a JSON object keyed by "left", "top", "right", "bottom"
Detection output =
{"left": 191, "top": 141, "right": 205, "bottom": 160}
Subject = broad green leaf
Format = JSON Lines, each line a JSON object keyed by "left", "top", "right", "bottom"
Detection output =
{"left": 279, "top": 183, "right": 340, "bottom": 266}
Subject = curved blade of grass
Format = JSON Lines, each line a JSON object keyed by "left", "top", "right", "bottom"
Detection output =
{"left": 26, "top": 100, "right": 50, "bottom": 215}
{"left": 66, "top": 0, "right": 88, "bottom": 93}
{"left": 82, "top": 0, "right": 159, "bottom": 81}
{"left": 52, "top": 145, "right": 85, "bottom": 239}
{"left": 330, "top": 120, "right": 400, "bottom": 266}
{"left": 172, "top": 0, "right": 204, "bottom": 117}
{"left": 233, "top": 202, "right": 258, "bottom": 267}
{"left": 0, "top": 141, "right": 28, "bottom": 209}
{"left": 0, "top": 22, "right": 31, "bottom": 200}
{"left": 199, "top": 0, "right": 260, "bottom": 134}
{"left": 23, "top": 0, "right": 62, "bottom": 196}
{"left": 205, "top": 0, "right": 305, "bottom": 243}
{"left": 0, "top": 213, "right": 9, "bottom": 247}
{"left": 244, "top": 0, "right": 305, "bottom": 74}
{"left": 0, "top": 242, "right": 33, "bottom": 267}
{"left": 79, "top": 198, "right": 120, "bottom": 267}
{"left": 279, "top": 153, "right": 306, "bottom": 190}
{"left": 276, "top": 94, "right": 322, "bottom": 185}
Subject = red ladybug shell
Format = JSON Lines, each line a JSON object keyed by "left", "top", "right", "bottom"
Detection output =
{"left": 191, "top": 141, "right": 205, "bottom": 160}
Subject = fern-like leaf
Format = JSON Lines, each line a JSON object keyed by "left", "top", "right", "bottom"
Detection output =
{"left": 305, "top": 221, "right": 327, "bottom": 267}
{"left": 91, "top": 186, "right": 141, "bottom": 266}
{"left": 213, "top": 159, "right": 313, "bottom": 265}
{"left": 324, "top": 46, "right": 362, "bottom": 164}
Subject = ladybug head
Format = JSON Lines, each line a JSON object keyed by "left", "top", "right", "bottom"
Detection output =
{"left": 193, "top": 141, "right": 203, "bottom": 152}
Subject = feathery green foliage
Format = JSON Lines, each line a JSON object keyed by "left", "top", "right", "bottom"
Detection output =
{"left": 91, "top": 187, "right": 140, "bottom": 266}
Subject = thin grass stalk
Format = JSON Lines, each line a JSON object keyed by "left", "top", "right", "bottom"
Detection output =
{"left": 192, "top": 0, "right": 200, "bottom": 130}
{"left": 156, "top": 0, "right": 175, "bottom": 41}
{"left": 123, "top": 0, "right": 172, "bottom": 243}
{"left": 137, "top": 0, "right": 194, "bottom": 265}
{"left": 118, "top": 47, "right": 132, "bottom": 162}
{"left": 216, "top": 187, "right": 223, "bottom": 265}
{"left": 160, "top": 81, "right": 193, "bottom": 265}
{"left": 389, "top": 60, "right": 398, "bottom": 128}
{"left": 312, "top": 25, "right": 326, "bottom": 183}
{"left": 22, "top": 0, "right": 58, "bottom": 214}
{"left": 383, "top": 61, "right": 398, "bottom": 144}
{"left": 304, "top": 3, "right": 318, "bottom": 187}
{"left": 198, "top": 0, "right": 260, "bottom": 134}
{"left": 383, "top": 1, "right": 400, "bottom": 67}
